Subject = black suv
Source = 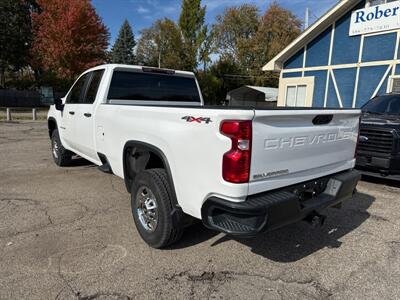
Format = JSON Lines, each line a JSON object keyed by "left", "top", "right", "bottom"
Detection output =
{"left": 356, "top": 94, "right": 400, "bottom": 179}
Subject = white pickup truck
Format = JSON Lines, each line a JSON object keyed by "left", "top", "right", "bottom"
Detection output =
{"left": 48, "top": 64, "right": 361, "bottom": 248}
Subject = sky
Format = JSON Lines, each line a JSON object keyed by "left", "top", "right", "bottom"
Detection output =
{"left": 92, "top": 0, "right": 339, "bottom": 45}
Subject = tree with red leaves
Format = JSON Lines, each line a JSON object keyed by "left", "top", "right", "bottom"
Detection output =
{"left": 31, "top": 0, "right": 109, "bottom": 81}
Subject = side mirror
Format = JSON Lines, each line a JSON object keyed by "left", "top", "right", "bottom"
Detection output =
{"left": 54, "top": 98, "right": 64, "bottom": 111}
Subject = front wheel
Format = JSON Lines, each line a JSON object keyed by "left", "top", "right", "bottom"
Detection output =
{"left": 131, "top": 169, "right": 183, "bottom": 248}
{"left": 51, "top": 129, "right": 72, "bottom": 166}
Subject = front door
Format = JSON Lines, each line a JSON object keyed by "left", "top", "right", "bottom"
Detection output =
{"left": 73, "top": 69, "right": 105, "bottom": 161}
{"left": 60, "top": 73, "right": 88, "bottom": 149}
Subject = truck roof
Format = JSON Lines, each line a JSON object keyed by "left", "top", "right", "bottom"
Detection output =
{"left": 86, "top": 64, "right": 196, "bottom": 77}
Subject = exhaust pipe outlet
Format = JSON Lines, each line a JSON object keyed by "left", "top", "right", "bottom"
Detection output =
{"left": 305, "top": 211, "right": 326, "bottom": 228}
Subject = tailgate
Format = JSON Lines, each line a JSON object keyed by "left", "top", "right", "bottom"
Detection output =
{"left": 249, "top": 109, "right": 360, "bottom": 195}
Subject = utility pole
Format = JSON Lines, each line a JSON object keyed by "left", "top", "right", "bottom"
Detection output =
{"left": 305, "top": 7, "right": 310, "bottom": 30}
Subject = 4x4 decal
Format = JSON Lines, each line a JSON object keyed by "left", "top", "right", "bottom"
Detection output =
{"left": 182, "top": 116, "right": 212, "bottom": 124}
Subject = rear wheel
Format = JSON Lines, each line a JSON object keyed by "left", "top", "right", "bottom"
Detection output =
{"left": 51, "top": 129, "right": 72, "bottom": 166}
{"left": 131, "top": 169, "right": 183, "bottom": 248}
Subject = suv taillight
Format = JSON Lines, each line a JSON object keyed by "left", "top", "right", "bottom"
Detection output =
{"left": 355, "top": 116, "right": 361, "bottom": 158}
{"left": 220, "top": 120, "right": 252, "bottom": 183}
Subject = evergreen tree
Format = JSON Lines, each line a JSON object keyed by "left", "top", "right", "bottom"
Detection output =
{"left": 0, "top": 0, "right": 33, "bottom": 87}
{"left": 178, "top": 0, "right": 206, "bottom": 71}
{"left": 111, "top": 20, "right": 136, "bottom": 64}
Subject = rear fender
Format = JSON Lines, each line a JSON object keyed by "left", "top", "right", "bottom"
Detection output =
{"left": 122, "top": 141, "right": 179, "bottom": 207}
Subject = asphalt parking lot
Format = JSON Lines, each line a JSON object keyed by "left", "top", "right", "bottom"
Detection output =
{"left": 1, "top": 121, "right": 400, "bottom": 299}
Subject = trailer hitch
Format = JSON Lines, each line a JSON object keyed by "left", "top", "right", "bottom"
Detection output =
{"left": 304, "top": 211, "right": 326, "bottom": 228}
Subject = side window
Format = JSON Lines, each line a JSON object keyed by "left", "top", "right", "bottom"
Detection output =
{"left": 67, "top": 74, "right": 88, "bottom": 104}
{"left": 84, "top": 70, "right": 105, "bottom": 104}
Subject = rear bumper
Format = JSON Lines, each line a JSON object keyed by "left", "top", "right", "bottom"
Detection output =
{"left": 201, "top": 170, "right": 361, "bottom": 236}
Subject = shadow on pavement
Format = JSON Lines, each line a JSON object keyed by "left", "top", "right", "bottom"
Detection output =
{"left": 169, "top": 221, "right": 220, "bottom": 250}
{"left": 174, "top": 191, "right": 375, "bottom": 262}
{"left": 68, "top": 156, "right": 96, "bottom": 168}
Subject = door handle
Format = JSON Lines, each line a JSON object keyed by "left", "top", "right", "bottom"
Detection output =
{"left": 84, "top": 113, "right": 92, "bottom": 117}
{"left": 69, "top": 111, "right": 75, "bottom": 115}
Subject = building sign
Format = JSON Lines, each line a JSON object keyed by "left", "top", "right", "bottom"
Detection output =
{"left": 350, "top": 2, "right": 400, "bottom": 36}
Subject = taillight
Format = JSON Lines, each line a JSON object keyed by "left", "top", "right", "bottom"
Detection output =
{"left": 355, "top": 116, "right": 361, "bottom": 158}
{"left": 220, "top": 120, "right": 252, "bottom": 183}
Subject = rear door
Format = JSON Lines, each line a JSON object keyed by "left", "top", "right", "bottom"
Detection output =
{"left": 249, "top": 110, "right": 360, "bottom": 194}
{"left": 73, "top": 69, "right": 105, "bottom": 160}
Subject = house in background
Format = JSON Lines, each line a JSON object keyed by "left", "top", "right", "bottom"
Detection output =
{"left": 264, "top": 0, "right": 400, "bottom": 108}
{"left": 226, "top": 86, "right": 278, "bottom": 108}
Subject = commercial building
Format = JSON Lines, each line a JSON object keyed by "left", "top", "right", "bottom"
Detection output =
{"left": 263, "top": 0, "right": 400, "bottom": 108}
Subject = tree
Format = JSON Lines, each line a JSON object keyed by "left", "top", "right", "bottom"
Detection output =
{"left": 243, "top": 2, "right": 302, "bottom": 86}
{"left": 196, "top": 71, "right": 222, "bottom": 105}
{"left": 251, "top": 2, "right": 302, "bottom": 73}
{"left": 136, "top": 27, "right": 158, "bottom": 68}
{"left": 202, "top": 58, "right": 244, "bottom": 104}
{"left": 211, "top": 2, "right": 301, "bottom": 87}
{"left": 136, "top": 18, "right": 184, "bottom": 70}
{"left": 0, "top": 0, "right": 33, "bottom": 87}
{"left": 111, "top": 20, "right": 136, "bottom": 64}
{"left": 213, "top": 4, "right": 259, "bottom": 64}
{"left": 198, "top": 25, "right": 216, "bottom": 71}
{"left": 31, "top": 0, "right": 109, "bottom": 81}
{"left": 178, "top": 0, "right": 206, "bottom": 71}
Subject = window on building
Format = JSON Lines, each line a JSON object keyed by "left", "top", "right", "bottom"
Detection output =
{"left": 367, "top": 0, "right": 398, "bottom": 7}
{"left": 388, "top": 76, "right": 400, "bottom": 93}
{"left": 285, "top": 85, "right": 307, "bottom": 107}
{"left": 278, "top": 77, "right": 314, "bottom": 107}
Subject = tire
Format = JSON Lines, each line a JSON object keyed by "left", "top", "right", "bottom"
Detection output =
{"left": 131, "top": 168, "right": 183, "bottom": 248}
{"left": 51, "top": 129, "right": 72, "bottom": 167}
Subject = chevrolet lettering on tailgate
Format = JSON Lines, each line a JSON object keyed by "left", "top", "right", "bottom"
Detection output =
{"left": 264, "top": 129, "right": 354, "bottom": 150}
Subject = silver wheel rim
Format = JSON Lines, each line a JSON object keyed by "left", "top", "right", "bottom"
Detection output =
{"left": 136, "top": 186, "right": 158, "bottom": 232}
{"left": 53, "top": 140, "right": 59, "bottom": 159}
